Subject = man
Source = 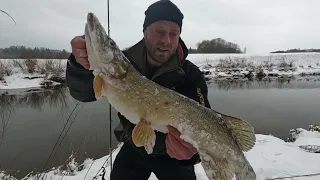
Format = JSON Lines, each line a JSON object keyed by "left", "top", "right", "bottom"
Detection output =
{"left": 66, "top": 0, "right": 211, "bottom": 179}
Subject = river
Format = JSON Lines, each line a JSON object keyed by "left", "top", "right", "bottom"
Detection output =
{"left": 1, "top": 76, "right": 320, "bottom": 178}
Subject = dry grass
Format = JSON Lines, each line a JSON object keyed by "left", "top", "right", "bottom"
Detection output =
{"left": 1, "top": 59, "right": 66, "bottom": 81}
{"left": 10, "top": 59, "right": 38, "bottom": 74}
{"left": 211, "top": 55, "right": 296, "bottom": 72}
{"left": 215, "top": 56, "right": 254, "bottom": 69}
{"left": 24, "top": 59, "right": 38, "bottom": 73}
{"left": 0, "top": 61, "right": 13, "bottom": 81}
{"left": 10, "top": 59, "right": 64, "bottom": 75}
{"left": 12, "top": 60, "right": 26, "bottom": 73}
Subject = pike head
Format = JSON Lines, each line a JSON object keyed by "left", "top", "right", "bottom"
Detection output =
{"left": 85, "top": 12, "right": 129, "bottom": 78}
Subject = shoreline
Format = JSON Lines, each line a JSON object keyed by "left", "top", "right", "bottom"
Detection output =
{"left": 1, "top": 53, "right": 320, "bottom": 90}
{"left": 1, "top": 127, "right": 319, "bottom": 180}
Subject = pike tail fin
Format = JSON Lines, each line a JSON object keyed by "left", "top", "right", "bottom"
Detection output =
{"left": 199, "top": 111, "right": 257, "bottom": 180}
{"left": 199, "top": 148, "right": 256, "bottom": 180}
{"left": 234, "top": 156, "right": 256, "bottom": 180}
{"left": 198, "top": 110, "right": 257, "bottom": 180}
{"left": 199, "top": 149, "right": 235, "bottom": 180}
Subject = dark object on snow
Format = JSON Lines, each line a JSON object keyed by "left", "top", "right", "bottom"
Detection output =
{"left": 48, "top": 75, "right": 66, "bottom": 84}
{"left": 299, "top": 145, "right": 320, "bottom": 153}
{"left": 23, "top": 76, "right": 43, "bottom": 80}
{"left": 40, "top": 80, "right": 54, "bottom": 88}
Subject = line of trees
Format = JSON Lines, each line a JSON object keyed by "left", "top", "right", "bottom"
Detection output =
{"left": 1, "top": 37, "right": 245, "bottom": 59}
{"left": 0, "top": 46, "right": 70, "bottom": 59}
{"left": 190, "top": 38, "right": 244, "bottom": 54}
{"left": 271, "top": 48, "right": 320, "bottom": 53}
{"left": 3, "top": 40, "right": 320, "bottom": 59}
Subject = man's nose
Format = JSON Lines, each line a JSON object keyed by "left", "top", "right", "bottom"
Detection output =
{"left": 160, "top": 33, "right": 171, "bottom": 45}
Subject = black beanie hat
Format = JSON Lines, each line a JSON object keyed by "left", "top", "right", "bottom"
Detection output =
{"left": 143, "top": 0, "right": 184, "bottom": 32}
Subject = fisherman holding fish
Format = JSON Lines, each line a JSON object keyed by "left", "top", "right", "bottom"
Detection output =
{"left": 66, "top": 0, "right": 212, "bottom": 179}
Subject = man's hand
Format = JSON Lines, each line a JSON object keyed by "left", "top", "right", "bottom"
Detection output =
{"left": 165, "top": 125, "right": 198, "bottom": 160}
{"left": 70, "top": 35, "right": 90, "bottom": 69}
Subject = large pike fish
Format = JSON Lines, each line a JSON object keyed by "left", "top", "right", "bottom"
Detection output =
{"left": 84, "top": 12, "right": 257, "bottom": 180}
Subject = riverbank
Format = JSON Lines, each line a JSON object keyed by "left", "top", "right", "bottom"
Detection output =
{"left": 188, "top": 52, "right": 320, "bottom": 81}
{"left": 1, "top": 126, "right": 319, "bottom": 180}
{"left": 0, "top": 59, "right": 66, "bottom": 90}
{"left": 1, "top": 53, "right": 320, "bottom": 90}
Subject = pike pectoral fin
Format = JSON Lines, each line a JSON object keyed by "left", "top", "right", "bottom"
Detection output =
{"left": 221, "top": 113, "right": 256, "bottom": 152}
{"left": 93, "top": 74, "right": 104, "bottom": 98}
{"left": 132, "top": 120, "right": 156, "bottom": 154}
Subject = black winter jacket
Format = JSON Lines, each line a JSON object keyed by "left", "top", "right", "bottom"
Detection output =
{"left": 65, "top": 37, "right": 211, "bottom": 167}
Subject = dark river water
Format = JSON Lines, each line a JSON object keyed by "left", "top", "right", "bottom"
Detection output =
{"left": 1, "top": 76, "right": 320, "bottom": 178}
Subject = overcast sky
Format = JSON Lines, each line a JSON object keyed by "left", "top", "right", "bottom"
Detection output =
{"left": 0, "top": 0, "right": 319, "bottom": 54}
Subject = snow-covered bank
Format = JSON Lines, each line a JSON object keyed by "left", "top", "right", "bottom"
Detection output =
{"left": 1, "top": 53, "right": 320, "bottom": 90}
{"left": 2, "top": 126, "right": 319, "bottom": 180}
{"left": 0, "top": 59, "right": 67, "bottom": 90}
{"left": 187, "top": 53, "right": 320, "bottom": 80}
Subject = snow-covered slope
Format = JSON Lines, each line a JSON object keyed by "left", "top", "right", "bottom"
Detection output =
{"left": 0, "top": 59, "right": 66, "bottom": 89}
{"left": 187, "top": 53, "right": 320, "bottom": 79}
{"left": 1, "top": 127, "right": 319, "bottom": 180}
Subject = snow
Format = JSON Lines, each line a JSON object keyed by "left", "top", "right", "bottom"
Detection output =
{"left": 1, "top": 128, "right": 319, "bottom": 180}
{"left": 1, "top": 53, "right": 320, "bottom": 90}
{"left": 187, "top": 53, "right": 320, "bottom": 79}
{"left": 0, "top": 73, "right": 46, "bottom": 89}
{"left": 0, "top": 59, "right": 67, "bottom": 91}
{"left": 188, "top": 52, "right": 320, "bottom": 68}
{"left": 293, "top": 128, "right": 320, "bottom": 147}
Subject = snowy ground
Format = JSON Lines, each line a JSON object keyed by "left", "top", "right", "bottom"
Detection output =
{"left": 1, "top": 53, "right": 320, "bottom": 90}
{"left": 187, "top": 53, "right": 320, "bottom": 79}
{"left": 0, "top": 59, "right": 66, "bottom": 90}
{"left": 1, "top": 127, "right": 319, "bottom": 180}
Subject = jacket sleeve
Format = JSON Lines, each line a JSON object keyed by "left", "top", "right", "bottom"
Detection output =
{"left": 175, "top": 60, "right": 212, "bottom": 168}
{"left": 65, "top": 54, "right": 97, "bottom": 102}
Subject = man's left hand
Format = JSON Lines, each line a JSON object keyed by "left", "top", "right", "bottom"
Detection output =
{"left": 165, "top": 125, "right": 198, "bottom": 160}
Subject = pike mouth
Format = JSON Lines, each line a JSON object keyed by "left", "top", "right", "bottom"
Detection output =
{"left": 87, "top": 12, "right": 95, "bottom": 32}
{"left": 88, "top": 13, "right": 94, "bottom": 24}
{"left": 85, "top": 12, "right": 96, "bottom": 43}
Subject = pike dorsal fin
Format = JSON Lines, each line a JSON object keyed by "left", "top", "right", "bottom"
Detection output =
{"left": 218, "top": 112, "right": 256, "bottom": 152}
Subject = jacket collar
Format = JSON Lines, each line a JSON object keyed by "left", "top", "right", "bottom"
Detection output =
{"left": 123, "top": 37, "right": 188, "bottom": 80}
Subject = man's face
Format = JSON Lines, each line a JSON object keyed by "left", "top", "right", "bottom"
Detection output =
{"left": 144, "top": 20, "right": 180, "bottom": 67}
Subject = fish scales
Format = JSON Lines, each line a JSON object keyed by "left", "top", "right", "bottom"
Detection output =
{"left": 85, "top": 12, "right": 257, "bottom": 180}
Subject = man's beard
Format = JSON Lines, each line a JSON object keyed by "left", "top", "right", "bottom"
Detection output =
{"left": 145, "top": 41, "right": 175, "bottom": 65}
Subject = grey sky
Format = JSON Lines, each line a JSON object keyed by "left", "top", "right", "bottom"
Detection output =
{"left": 0, "top": 0, "right": 319, "bottom": 54}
